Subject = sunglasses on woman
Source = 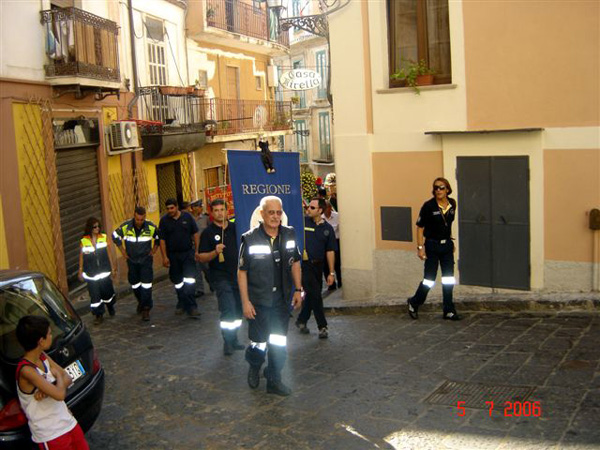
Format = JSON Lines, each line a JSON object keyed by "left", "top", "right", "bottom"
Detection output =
{"left": 434, "top": 185, "right": 446, "bottom": 191}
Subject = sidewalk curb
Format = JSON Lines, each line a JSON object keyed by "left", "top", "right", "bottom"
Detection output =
{"left": 326, "top": 298, "right": 599, "bottom": 316}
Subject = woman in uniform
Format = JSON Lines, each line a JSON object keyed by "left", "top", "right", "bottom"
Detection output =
{"left": 78, "top": 217, "right": 117, "bottom": 324}
{"left": 407, "top": 177, "right": 461, "bottom": 321}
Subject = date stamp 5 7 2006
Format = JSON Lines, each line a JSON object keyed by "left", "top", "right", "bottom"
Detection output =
{"left": 457, "top": 401, "right": 542, "bottom": 417}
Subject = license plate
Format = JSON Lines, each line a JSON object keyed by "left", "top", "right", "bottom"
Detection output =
{"left": 64, "top": 360, "right": 85, "bottom": 382}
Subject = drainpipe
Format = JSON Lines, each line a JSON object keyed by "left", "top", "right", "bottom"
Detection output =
{"left": 127, "top": 0, "right": 139, "bottom": 119}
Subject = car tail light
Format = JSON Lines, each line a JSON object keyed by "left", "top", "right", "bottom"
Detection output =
{"left": 92, "top": 348, "right": 101, "bottom": 374}
{"left": 0, "top": 398, "right": 27, "bottom": 431}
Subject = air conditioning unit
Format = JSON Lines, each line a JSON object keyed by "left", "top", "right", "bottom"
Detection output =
{"left": 110, "top": 121, "right": 140, "bottom": 149}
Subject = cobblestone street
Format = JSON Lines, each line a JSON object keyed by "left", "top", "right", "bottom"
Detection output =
{"left": 84, "top": 281, "right": 600, "bottom": 449}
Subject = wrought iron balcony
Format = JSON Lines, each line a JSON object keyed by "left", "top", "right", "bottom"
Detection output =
{"left": 205, "top": 0, "right": 289, "bottom": 48}
{"left": 40, "top": 7, "right": 120, "bottom": 84}
{"left": 201, "top": 98, "right": 293, "bottom": 136}
{"left": 136, "top": 86, "right": 207, "bottom": 159}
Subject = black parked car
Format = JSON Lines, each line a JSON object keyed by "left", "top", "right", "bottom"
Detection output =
{"left": 0, "top": 270, "right": 104, "bottom": 448}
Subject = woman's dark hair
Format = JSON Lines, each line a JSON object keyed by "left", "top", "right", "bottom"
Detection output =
{"left": 432, "top": 177, "right": 453, "bottom": 196}
{"left": 84, "top": 217, "right": 101, "bottom": 236}
{"left": 16, "top": 316, "right": 51, "bottom": 351}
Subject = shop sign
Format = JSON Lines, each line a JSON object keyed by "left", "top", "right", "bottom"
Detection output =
{"left": 279, "top": 69, "right": 321, "bottom": 91}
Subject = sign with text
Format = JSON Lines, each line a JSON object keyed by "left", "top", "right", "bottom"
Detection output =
{"left": 227, "top": 150, "right": 304, "bottom": 253}
{"left": 279, "top": 69, "right": 321, "bottom": 91}
{"left": 205, "top": 184, "right": 235, "bottom": 217}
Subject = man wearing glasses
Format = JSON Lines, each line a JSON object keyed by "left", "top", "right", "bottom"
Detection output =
{"left": 159, "top": 198, "right": 201, "bottom": 317}
{"left": 407, "top": 177, "right": 462, "bottom": 321}
{"left": 296, "top": 197, "right": 336, "bottom": 338}
{"left": 238, "top": 196, "right": 303, "bottom": 396}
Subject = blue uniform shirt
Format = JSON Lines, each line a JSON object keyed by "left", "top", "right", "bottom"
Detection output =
{"left": 303, "top": 216, "right": 337, "bottom": 262}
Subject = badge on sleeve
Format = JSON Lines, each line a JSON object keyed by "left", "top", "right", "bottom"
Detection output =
{"left": 324, "top": 230, "right": 330, "bottom": 237}
{"left": 215, "top": 235, "right": 221, "bottom": 241}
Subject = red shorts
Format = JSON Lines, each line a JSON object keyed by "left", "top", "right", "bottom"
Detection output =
{"left": 38, "top": 424, "right": 89, "bottom": 450}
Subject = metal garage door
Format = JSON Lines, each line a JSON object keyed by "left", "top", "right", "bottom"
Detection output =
{"left": 56, "top": 147, "right": 102, "bottom": 290}
{"left": 457, "top": 156, "right": 530, "bottom": 290}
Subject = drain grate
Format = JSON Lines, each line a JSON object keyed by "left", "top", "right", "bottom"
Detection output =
{"left": 425, "top": 380, "right": 536, "bottom": 409}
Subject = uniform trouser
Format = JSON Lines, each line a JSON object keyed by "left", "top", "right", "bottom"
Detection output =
{"left": 298, "top": 261, "right": 327, "bottom": 329}
{"left": 213, "top": 275, "right": 243, "bottom": 343}
{"left": 86, "top": 274, "right": 115, "bottom": 316}
{"left": 168, "top": 250, "right": 198, "bottom": 313}
{"left": 410, "top": 239, "right": 457, "bottom": 314}
{"left": 195, "top": 261, "right": 210, "bottom": 294}
{"left": 322, "top": 240, "right": 342, "bottom": 288}
{"left": 245, "top": 295, "right": 289, "bottom": 382}
{"left": 128, "top": 258, "right": 153, "bottom": 311}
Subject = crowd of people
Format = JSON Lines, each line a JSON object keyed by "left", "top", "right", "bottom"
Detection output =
{"left": 15, "top": 175, "right": 461, "bottom": 448}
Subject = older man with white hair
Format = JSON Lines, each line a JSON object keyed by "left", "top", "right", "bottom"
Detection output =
{"left": 238, "top": 196, "right": 303, "bottom": 396}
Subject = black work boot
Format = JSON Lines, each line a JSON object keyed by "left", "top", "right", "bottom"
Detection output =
{"left": 264, "top": 367, "right": 291, "bottom": 396}
{"left": 247, "top": 365, "right": 261, "bottom": 389}
{"left": 223, "top": 340, "right": 234, "bottom": 356}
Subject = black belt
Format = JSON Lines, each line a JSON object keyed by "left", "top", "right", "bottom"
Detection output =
{"left": 304, "top": 258, "right": 323, "bottom": 265}
{"left": 426, "top": 238, "right": 451, "bottom": 244}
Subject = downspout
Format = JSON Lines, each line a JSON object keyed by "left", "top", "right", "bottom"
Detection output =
{"left": 127, "top": 0, "right": 139, "bottom": 119}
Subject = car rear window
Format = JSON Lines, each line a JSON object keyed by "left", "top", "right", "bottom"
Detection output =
{"left": 0, "top": 276, "right": 79, "bottom": 360}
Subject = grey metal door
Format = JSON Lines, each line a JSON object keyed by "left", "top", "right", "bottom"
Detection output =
{"left": 457, "top": 156, "right": 530, "bottom": 290}
{"left": 56, "top": 146, "right": 102, "bottom": 290}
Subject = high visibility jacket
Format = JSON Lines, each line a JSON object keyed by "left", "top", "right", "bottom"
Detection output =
{"left": 238, "top": 224, "right": 300, "bottom": 307}
{"left": 112, "top": 219, "right": 159, "bottom": 264}
{"left": 81, "top": 234, "right": 112, "bottom": 279}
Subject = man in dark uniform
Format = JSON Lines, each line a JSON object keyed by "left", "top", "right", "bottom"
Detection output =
{"left": 296, "top": 197, "right": 336, "bottom": 338}
{"left": 191, "top": 199, "right": 211, "bottom": 296}
{"left": 112, "top": 206, "right": 159, "bottom": 321}
{"left": 159, "top": 198, "right": 201, "bottom": 317}
{"left": 238, "top": 196, "right": 303, "bottom": 396}
{"left": 198, "top": 199, "right": 244, "bottom": 356}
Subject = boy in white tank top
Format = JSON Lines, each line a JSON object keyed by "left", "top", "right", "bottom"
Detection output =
{"left": 16, "top": 315, "right": 89, "bottom": 449}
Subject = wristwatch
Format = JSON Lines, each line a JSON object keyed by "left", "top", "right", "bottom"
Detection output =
{"left": 295, "top": 288, "right": 303, "bottom": 292}
{"left": 417, "top": 245, "right": 424, "bottom": 250}
{"left": 329, "top": 273, "right": 335, "bottom": 276}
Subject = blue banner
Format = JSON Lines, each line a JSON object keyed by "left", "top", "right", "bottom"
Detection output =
{"left": 227, "top": 150, "right": 304, "bottom": 254}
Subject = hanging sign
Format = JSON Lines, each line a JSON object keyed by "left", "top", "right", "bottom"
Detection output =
{"left": 279, "top": 69, "right": 322, "bottom": 91}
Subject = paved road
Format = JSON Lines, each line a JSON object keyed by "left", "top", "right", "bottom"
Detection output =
{"left": 84, "top": 281, "right": 600, "bottom": 449}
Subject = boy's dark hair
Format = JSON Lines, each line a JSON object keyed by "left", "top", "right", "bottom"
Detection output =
{"left": 165, "top": 198, "right": 178, "bottom": 207}
{"left": 16, "top": 316, "right": 51, "bottom": 351}
{"left": 210, "top": 198, "right": 226, "bottom": 208}
{"left": 134, "top": 206, "right": 146, "bottom": 216}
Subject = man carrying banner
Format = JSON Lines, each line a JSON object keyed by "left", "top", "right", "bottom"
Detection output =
{"left": 198, "top": 199, "right": 244, "bottom": 356}
{"left": 238, "top": 196, "right": 303, "bottom": 396}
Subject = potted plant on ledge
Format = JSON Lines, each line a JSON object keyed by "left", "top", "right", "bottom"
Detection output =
{"left": 391, "top": 59, "right": 435, "bottom": 94}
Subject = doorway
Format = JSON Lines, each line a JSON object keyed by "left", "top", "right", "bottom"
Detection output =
{"left": 156, "top": 161, "right": 184, "bottom": 214}
{"left": 457, "top": 156, "right": 530, "bottom": 290}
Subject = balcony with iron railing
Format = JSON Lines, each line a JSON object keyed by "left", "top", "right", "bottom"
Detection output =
{"left": 202, "top": 98, "right": 293, "bottom": 137}
{"left": 188, "top": 0, "right": 289, "bottom": 52}
{"left": 40, "top": 7, "right": 120, "bottom": 88}
{"left": 136, "top": 86, "right": 292, "bottom": 157}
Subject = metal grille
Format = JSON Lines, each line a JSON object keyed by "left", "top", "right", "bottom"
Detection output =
{"left": 109, "top": 166, "right": 150, "bottom": 226}
{"left": 180, "top": 156, "right": 193, "bottom": 204}
{"left": 425, "top": 380, "right": 536, "bottom": 409}
{"left": 13, "top": 102, "right": 67, "bottom": 293}
{"left": 157, "top": 163, "right": 178, "bottom": 215}
{"left": 108, "top": 172, "right": 126, "bottom": 227}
